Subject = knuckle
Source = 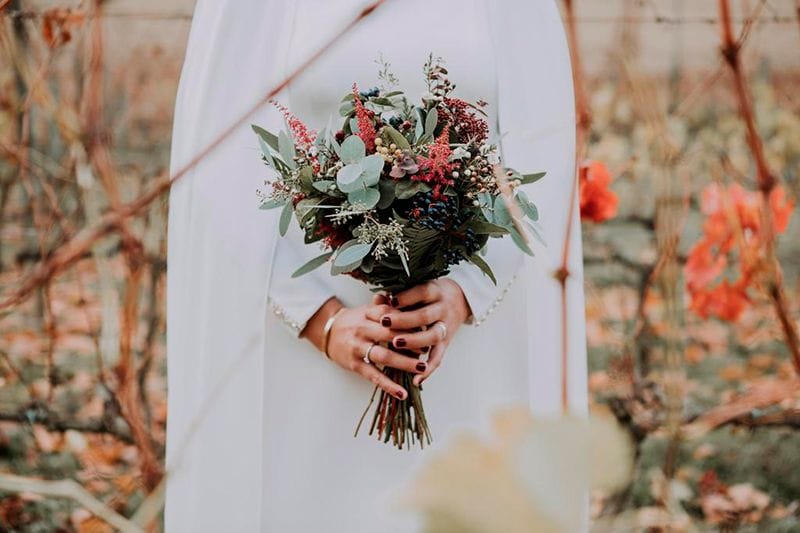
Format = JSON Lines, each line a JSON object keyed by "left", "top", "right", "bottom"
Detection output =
{"left": 370, "top": 348, "right": 385, "bottom": 363}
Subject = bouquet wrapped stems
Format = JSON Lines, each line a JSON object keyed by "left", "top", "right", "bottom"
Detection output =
{"left": 356, "top": 302, "right": 432, "bottom": 449}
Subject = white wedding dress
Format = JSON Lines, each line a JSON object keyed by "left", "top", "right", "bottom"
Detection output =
{"left": 166, "top": 1, "right": 587, "bottom": 531}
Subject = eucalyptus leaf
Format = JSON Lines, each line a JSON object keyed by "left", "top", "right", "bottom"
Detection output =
{"left": 477, "top": 192, "right": 494, "bottom": 222}
{"left": 396, "top": 180, "right": 430, "bottom": 200}
{"left": 298, "top": 166, "right": 314, "bottom": 190}
{"left": 291, "top": 251, "right": 333, "bottom": 278}
{"left": 278, "top": 201, "right": 293, "bottom": 237}
{"left": 518, "top": 171, "right": 546, "bottom": 185}
{"left": 296, "top": 197, "right": 323, "bottom": 224}
{"left": 414, "top": 107, "right": 425, "bottom": 142}
{"left": 494, "top": 196, "right": 512, "bottom": 227}
{"left": 515, "top": 190, "right": 539, "bottom": 221}
{"left": 369, "top": 97, "right": 394, "bottom": 106}
{"left": 360, "top": 154, "right": 385, "bottom": 187}
{"left": 424, "top": 108, "right": 438, "bottom": 137}
{"left": 313, "top": 180, "right": 335, "bottom": 192}
{"left": 468, "top": 253, "right": 497, "bottom": 285}
{"left": 257, "top": 137, "right": 275, "bottom": 168}
{"left": 259, "top": 197, "right": 285, "bottom": 210}
{"left": 377, "top": 179, "right": 396, "bottom": 209}
{"left": 332, "top": 240, "right": 373, "bottom": 274}
{"left": 251, "top": 124, "right": 279, "bottom": 151}
{"left": 340, "top": 135, "right": 366, "bottom": 164}
{"left": 339, "top": 101, "right": 354, "bottom": 117}
{"left": 278, "top": 131, "right": 296, "bottom": 170}
{"left": 470, "top": 220, "right": 510, "bottom": 235}
{"left": 510, "top": 226, "right": 534, "bottom": 256}
{"left": 382, "top": 125, "right": 410, "bottom": 150}
{"left": 337, "top": 163, "right": 364, "bottom": 193}
{"left": 347, "top": 187, "right": 380, "bottom": 209}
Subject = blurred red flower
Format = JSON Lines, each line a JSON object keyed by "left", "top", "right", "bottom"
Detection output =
{"left": 579, "top": 161, "right": 618, "bottom": 223}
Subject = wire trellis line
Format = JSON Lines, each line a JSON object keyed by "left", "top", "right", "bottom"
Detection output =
{"left": 2, "top": 9, "right": 798, "bottom": 25}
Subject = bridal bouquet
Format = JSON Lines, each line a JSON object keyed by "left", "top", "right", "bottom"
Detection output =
{"left": 254, "top": 56, "right": 544, "bottom": 449}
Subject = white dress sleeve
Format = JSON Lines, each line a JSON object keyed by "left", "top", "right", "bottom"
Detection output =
{"left": 268, "top": 222, "right": 337, "bottom": 337}
{"left": 447, "top": 234, "right": 524, "bottom": 326}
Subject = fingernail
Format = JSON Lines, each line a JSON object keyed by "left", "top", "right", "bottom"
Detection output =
{"left": 381, "top": 316, "right": 392, "bottom": 327}
{"left": 395, "top": 338, "right": 407, "bottom": 348}
{"left": 396, "top": 390, "right": 406, "bottom": 400}
{"left": 390, "top": 296, "right": 400, "bottom": 307}
{"left": 415, "top": 361, "right": 427, "bottom": 372}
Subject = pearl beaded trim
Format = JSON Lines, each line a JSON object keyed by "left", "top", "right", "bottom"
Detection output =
{"left": 268, "top": 298, "right": 302, "bottom": 333}
{"left": 470, "top": 273, "right": 518, "bottom": 326}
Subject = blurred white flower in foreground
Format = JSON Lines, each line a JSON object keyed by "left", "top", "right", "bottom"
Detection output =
{"left": 395, "top": 406, "right": 634, "bottom": 532}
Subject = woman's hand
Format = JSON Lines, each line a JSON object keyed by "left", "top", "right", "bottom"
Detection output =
{"left": 367, "top": 279, "right": 471, "bottom": 386}
{"left": 301, "top": 298, "right": 427, "bottom": 400}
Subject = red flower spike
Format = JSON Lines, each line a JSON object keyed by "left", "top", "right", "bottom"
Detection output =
{"left": 414, "top": 124, "right": 455, "bottom": 191}
{"left": 271, "top": 101, "right": 317, "bottom": 151}
{"left": 579, "top": 161, "right": 619, "bottom": 223}
{"left": 352, "top": 84, "right": 377, "bottom": 152}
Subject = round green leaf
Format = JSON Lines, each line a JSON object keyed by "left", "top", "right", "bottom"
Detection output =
{"left": 494, "top": 196, "right": 512, "bottom": 227}
{"left": 337, "top": 163, "right": 364, "bottom": 193}
{"left": 515, "top": 190, "right": 539, "bottom": 222}
{"left": 347, "top": 187, "right": 380, "bottom": 209}
{"left": 360, "top": 154, "right": 385, "bottom": 186}
{"left": 340, "top": 135, "right": 366, "bottom": 164}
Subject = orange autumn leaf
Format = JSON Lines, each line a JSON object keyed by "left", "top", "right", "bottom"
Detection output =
{"left": 689, "top": 279, "right": 750, "bottom": 321}
{"left": 684, "top": 239, "right": 727, "bottom": 293}
{"left": 769, "top": 185, "right": 795, "bottom": 233}
{"left": 685, "top": 182, "right": 794, "bottom": 322}
{"left": 579, "top": 160, "right": 618, "bottom": 223}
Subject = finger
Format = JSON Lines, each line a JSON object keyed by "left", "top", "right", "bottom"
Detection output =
{"left": 413, "top": 343, "right": 445, "bottom": 387}
{"left": 364, "top": 303, "right": 393, "bottom": 324}
{"left": 367, "top": 344, "right": 427, "bottom": 374}
{"left": 392, "top": 282, "right": 441, "bottom": 309}
{"left": 358, "top": 363, "right": 407, "bottom": 400}
{"left": 380, "top": 303, "right": 445, "bottom": 331}
{"left": 372, "top": 293, "right": 388, "bottom": 305}
{"left": 359, "top": 322, "right": 396, "bottom": 344}
{"left": 391, "top": 324, "right": 445, "bottom": 350}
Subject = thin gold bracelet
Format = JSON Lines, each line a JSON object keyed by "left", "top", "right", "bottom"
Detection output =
{"left": 321, "top": 307, "right": 345, "bottom": 359}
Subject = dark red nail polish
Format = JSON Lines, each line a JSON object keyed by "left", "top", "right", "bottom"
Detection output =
{"left": 390, "top": 296, "right": 400, "bottom": 307}
{"left": 416, "top": 361, "right": 427, "bottom": 372}
{"left": 396, "top": 390, "right": 406, "bottom": 400}
{"left": 381, "top": 316, "right": 392, "bottom": 327}
{"left": 395, "top": 338, "right": 407, "bottom": 348}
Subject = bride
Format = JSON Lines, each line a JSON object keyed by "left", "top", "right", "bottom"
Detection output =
{"left": 166, "top": 0, "right": 588, "bottom": 530}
